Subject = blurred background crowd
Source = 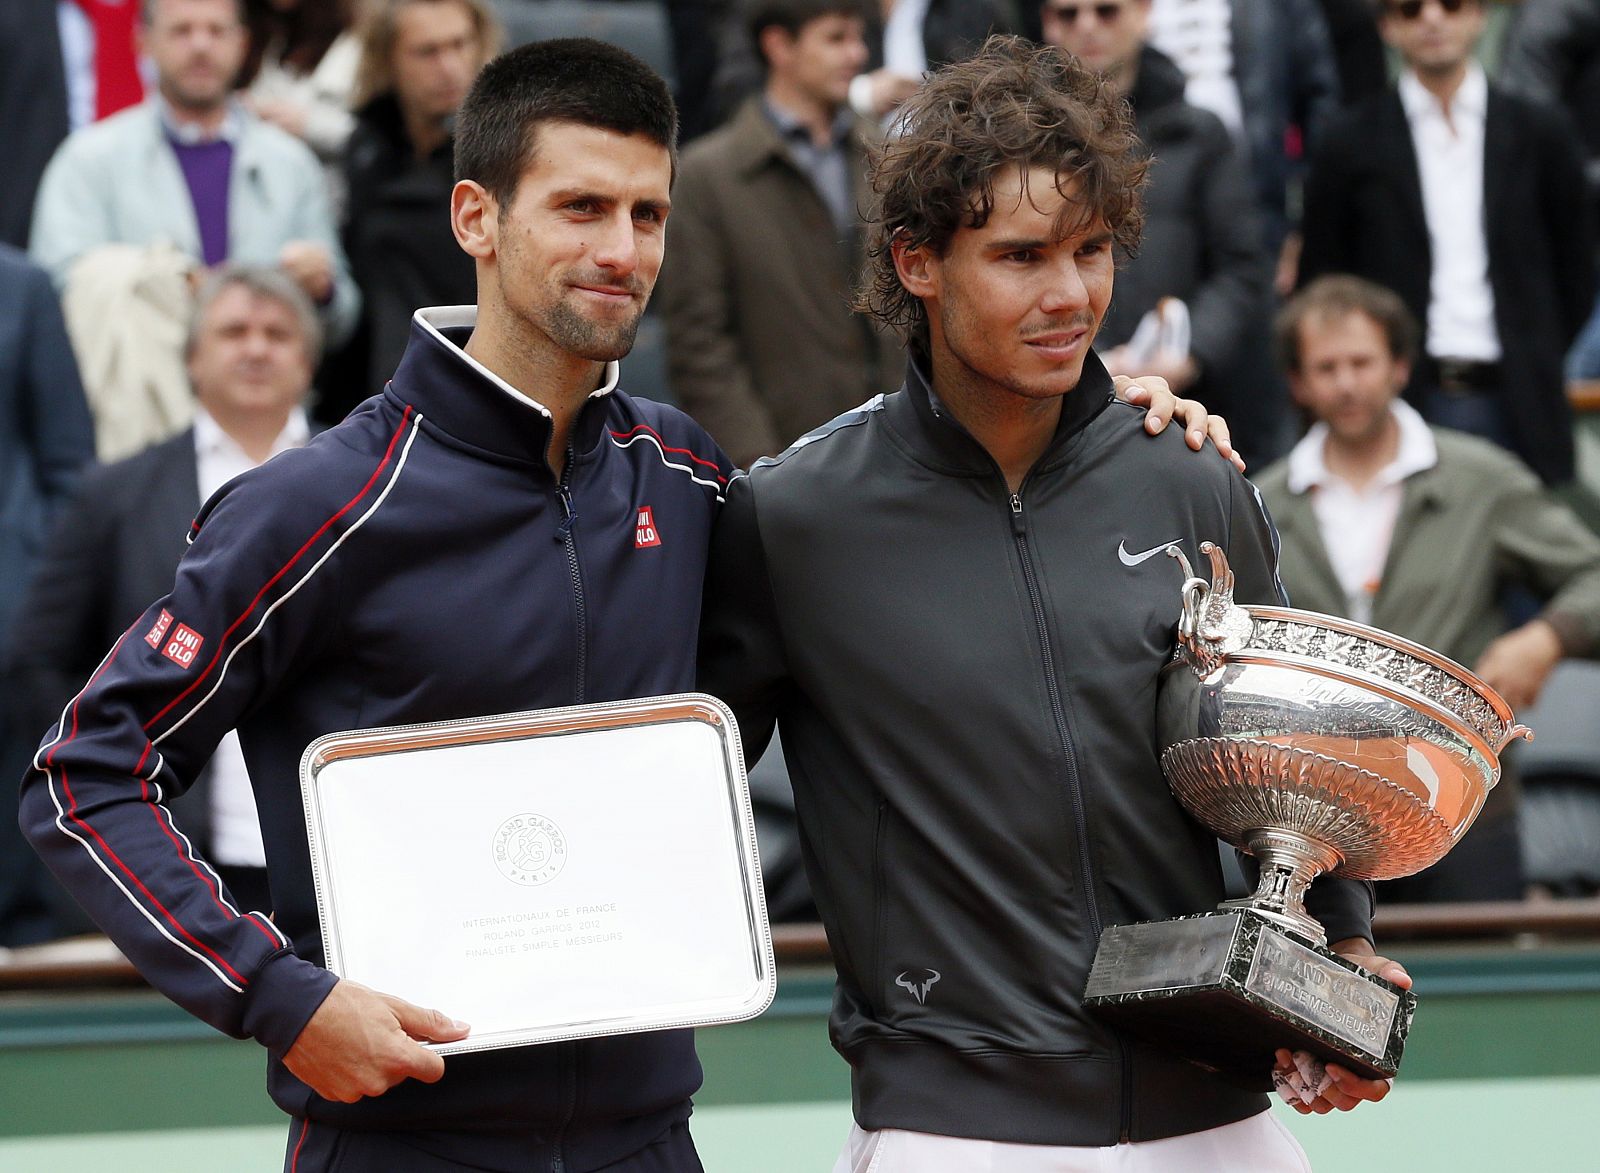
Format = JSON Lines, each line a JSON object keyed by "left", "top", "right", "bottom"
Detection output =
{"left": 6, "top": 0, "right": 1600, "bottom": 954}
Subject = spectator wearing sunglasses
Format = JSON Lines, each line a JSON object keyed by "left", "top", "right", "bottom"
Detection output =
{"left": 1299, "top": 0, "right": 1596, "bottom": 488}
{"left": 1143, "top": 0, "right": 1342, "bottom": 293}
{"left": 1040, "top": 0, "right": 1280, "bottom": 457}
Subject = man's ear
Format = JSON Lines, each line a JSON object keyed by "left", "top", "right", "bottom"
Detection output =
{"left": 452, "top": 180, "right": 497, "bottom": 260}
{"left": 892, "top": 234, "right": 939, "bottom": 301}
{"left": 1391, "top": 356, "right": 1412, "bottom": 393}
{"left": 759, "top": 25, "right": 795, "bottom": 74}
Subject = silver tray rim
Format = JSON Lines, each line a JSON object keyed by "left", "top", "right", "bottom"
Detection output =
{"left": 298, "top": 691, "right": 777, "bottom": 1054}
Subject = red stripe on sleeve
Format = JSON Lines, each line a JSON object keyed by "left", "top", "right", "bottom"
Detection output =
{"left": 144, "top": 408, "right": 414, "bottom": 732}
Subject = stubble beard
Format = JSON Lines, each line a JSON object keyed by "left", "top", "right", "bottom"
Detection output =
{"left": 542, "top": 296, "right": 644, "bottom": 363}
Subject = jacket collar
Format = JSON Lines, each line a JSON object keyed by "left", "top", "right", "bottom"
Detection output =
{"left": 385, "top": 306, "right": 619, "bottom": 472}
{"left": 1127, "top": 46, "right": 1187, "bottom": 117}
{"left": 726, "top": 95, "right": 873, "bottom": 178}
{"left": 886, "top": 347, "right": 1117, "bottom": 477}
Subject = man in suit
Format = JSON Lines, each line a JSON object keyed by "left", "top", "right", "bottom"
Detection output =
{"left": 1298, "top": 0, "right": 1596, "bottom": 487}
{"left": 658, "top": 0, "right": 900, "bottom": 469}
{"left": 5, "top": 264, "right": 320, "bottom": 921}
{"left": 0, "top": 1, "right": 147, "bottom": 249}
{"left": 1253, "top": 275, "right": 1600, "bottom": 901}
{"left": 0, "top": 245, "right": 96, "bottom": 945}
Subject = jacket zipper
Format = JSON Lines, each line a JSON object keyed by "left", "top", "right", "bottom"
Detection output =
{"left": 1009, "top": 489, "right": 1134, "bottom": 1143}
{"left": 553, "top": 451, "right": 584, "bottom": 1170}
{"left": 550, "top": 1039, "right": 577, "bottom": 1172}
{"left": 556, "top": 444, "right": 588, "bottom": 705}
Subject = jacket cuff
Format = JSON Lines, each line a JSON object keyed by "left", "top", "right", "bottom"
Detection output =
{"left": 1540, "top": 609, "right": 1590, "bottom": 658}
{"left": 240, "top": 949, "right": 340, "bottom": 1056}
{"left": 1303, "top": 875, "right": 1375, "bottom": 948}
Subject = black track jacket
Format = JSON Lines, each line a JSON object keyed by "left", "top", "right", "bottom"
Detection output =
{"left": 699, "top": 353, "right": 1374, "bottom": 1145}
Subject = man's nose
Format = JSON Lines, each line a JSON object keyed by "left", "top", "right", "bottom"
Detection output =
{"left": 1039, "top": 257, "right": 1091, "bottom": 314}
{"left": 590, "top": 213, "right": 641, "bottom": 275}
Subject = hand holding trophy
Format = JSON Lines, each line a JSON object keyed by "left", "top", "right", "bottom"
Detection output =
{"left": 1085, "top": 542, "right": 1531, "bottom": 1086}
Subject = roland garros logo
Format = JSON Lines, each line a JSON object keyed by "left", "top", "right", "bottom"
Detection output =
{"left": 492, "top": 813, "right": 568, "bottom": 886}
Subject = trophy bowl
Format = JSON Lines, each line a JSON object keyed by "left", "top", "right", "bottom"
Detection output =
{"left": 1154, "top": 541, "right": 1530, "bottom": 943}
{"left": 1085, "top": 541, "right": 1530, "bottom": 1084}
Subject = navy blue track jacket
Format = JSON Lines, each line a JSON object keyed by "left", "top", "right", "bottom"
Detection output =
{"left": 18, "top": 308, "right": 733, "bottom": 1162}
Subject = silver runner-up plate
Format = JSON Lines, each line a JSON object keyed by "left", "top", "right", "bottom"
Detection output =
{"left": 299, "top": 693, "right": 776, "bottom": 1055}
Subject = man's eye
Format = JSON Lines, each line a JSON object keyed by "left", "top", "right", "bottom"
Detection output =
{"left": 565, "top": 201, "right": 597, "bottom": 214}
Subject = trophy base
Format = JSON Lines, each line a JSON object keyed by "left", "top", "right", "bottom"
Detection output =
{"left": 1083, "top": 909, "right": 1415, "bottom": 1087}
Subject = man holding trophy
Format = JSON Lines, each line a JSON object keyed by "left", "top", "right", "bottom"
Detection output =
{"left": 14, "top": 33, "right": 1227, "bottom": 1173}
{"left": 701, "top": 36, "right": 1421, "bottom": 1171}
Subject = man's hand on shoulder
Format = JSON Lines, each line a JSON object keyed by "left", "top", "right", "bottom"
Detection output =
{"left": 1273, "top": 938, "right": 1410, "bottom": 1115}
{"left": 1113, "top": 375, "right": 1246, "bottom": 474}
{"left": 282, "top": 978, "right": 469, "bottom": 1103}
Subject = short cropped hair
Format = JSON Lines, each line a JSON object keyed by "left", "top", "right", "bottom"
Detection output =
{"left": 745, "top": 0, "right": 871, "bottom": 65}
{"left": 858, "top": 36, "right": 1148, "bottom": 352}
{"left": 1274, "top": 275, "right": 1419, "bottom": 374}
{"left": 186, "top": 264, "right": 323, "bottom": 366}
{"left": 454, "top": 38, "right": 678, "bottom": 205}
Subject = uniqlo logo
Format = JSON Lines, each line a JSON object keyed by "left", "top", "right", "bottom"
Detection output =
{"left": 161, "top": 624, "right": 204, "bottom": 670}
{"left": 144, "top": 610, "right": 174, "bottom": 649}
{"left": 634, "top": 506, "right": 661, "bottom": 548}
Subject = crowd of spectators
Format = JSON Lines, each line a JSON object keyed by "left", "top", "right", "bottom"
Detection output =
{"left": 4, "top": 0, "right": 1600, "bottom": 948}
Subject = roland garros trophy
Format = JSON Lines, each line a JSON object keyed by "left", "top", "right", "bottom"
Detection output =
{"left": 1084, "top": 541, "right": 1530, "bottom": 1085}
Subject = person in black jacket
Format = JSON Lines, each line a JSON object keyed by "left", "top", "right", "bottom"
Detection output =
{"left": 18, "top": 40, "right": 724, "bottom": 1173}
{"left": 1041, "top": 0, "right": 1279, "bottom": 457}
{"left": 700, "top": 36, "right": 1405, "bottom": 1169}
{"left": 1298, "top": 0, "right": 1596, "bottom": 487}
{"left": 337, "top": 0, "right": 498, "bottom": 412}
{"left": 0, "top": 244, "right": 94, "bottom": 946}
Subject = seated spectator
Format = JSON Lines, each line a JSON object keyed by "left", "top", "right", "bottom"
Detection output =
{"left": 241, "top": 0, "right": 362, "bottom": 168}
{"left": 340, "top": 0, "right": 498, "bottom": 403}
{"left": 29, "top": 0, "right": 360, "bottom": 371}
{"left": 4, "top": 265, "right": 323, "bottom": 924}
{"left": 1298, "top": 0, "right": 1595, "bottom": 487}
{"left": 0, "top": 244, "right": 96, "bottom": 947}
{"left": 1042, "top": 0, "right": 1277, "bottom": 455}
{"left": 1253, "top": 276, "right": 1600, "bottom": 902}
{"left": 0, "top": 0, "right": 145, "bottom": 248}
{"left": 660, "top": 0, "right": 900, "bottom": 469}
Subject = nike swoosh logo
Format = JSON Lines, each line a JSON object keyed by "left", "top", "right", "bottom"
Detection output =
{"left": 1118, "top": 539, "right": 1181, "bottom": 567}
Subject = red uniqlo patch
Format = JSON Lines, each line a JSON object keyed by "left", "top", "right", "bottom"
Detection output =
{"left": 634, "top": 506, "right": 661, "bottom": 548}
{"left": 145, "top": 610, "right": 174, "bottom": 649}
{"left": 161, "top": 624, "right": 204, "bottom": 670}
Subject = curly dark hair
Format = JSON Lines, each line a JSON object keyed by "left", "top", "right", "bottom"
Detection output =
{"left": 858, "top": 36, "right": 1148, "bottom": 351}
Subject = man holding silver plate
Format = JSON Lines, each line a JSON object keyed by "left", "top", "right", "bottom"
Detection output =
{"left": 18, "top": 39, "right": 736, "bottom": 1173}
{"left": 701, "top": 35, "right": 1429, "bottom": 1172}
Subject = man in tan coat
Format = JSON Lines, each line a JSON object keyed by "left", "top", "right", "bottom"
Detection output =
{"left": 658, "top": 0, "right": 900, "bottom": 468}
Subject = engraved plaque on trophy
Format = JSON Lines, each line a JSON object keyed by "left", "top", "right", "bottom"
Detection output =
{"left": 1084, "top": 543, "right": 1530, "bottom": 1085}
{"left": 301, "top": 694, "right": 775, "bottom": 1055}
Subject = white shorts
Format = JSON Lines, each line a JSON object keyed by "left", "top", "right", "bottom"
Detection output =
{"left": 832, "top": 1109, "right": 1312, "bottom": 1173}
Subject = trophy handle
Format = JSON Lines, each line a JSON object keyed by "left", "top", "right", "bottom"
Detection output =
{"left": 1169, "top": 541, "right": 1254, "bottom": 678}
{"left": 1499, "top": 724, "right": 1534, "bottom": 754}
